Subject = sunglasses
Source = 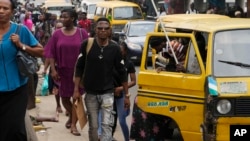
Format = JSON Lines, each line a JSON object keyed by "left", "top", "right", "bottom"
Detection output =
{"left": 97, "top": 27, "right": 110, "bottom": 30}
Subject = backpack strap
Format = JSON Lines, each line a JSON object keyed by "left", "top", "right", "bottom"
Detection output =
{"left": 80, "top": 28, "right": 94, "bottom": 55}
{"left": 86, "top": 38, "right": 94, "bottom": 55}
{"left": 75, "top": 37, "right": 94, "bottom": 87}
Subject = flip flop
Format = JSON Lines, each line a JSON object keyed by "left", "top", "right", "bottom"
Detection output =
{"left": 65, "top": 120, "right": 71, "bottom": 129}
{"left": 70, "top": 128, "right": 81, "bottom": 136}
{"left": 65, "top": 111, "right": 69, "bottom": 116}
{"left": 56, "top": 107, "right": 63, "bottom": 113}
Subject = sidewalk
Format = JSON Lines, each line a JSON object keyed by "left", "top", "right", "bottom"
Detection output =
{"left": 28, "top": 94, "right": 126, "bottom": 141}
{"left": 28, "top": 65, "right": 135, "bottom": 141}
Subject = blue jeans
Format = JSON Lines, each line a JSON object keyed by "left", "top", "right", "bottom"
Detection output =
{"left": 98, "top": 92, "right": 130, "bottom": 141}
{"left": 115, "top": 92, "right": 130, "bottom": 141}
{"left": 85, "top": 93, "right": 114, "bottom": 141}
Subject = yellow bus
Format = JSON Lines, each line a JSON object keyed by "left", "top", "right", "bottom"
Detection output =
{"left": 93, "top": 1, "right": 144, "bottom": 33}
{"left": 131, "top": 18, "right": 250, "bottom": 141}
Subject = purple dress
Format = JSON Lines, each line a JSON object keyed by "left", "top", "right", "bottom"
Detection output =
{"left": 45, "top": 28, "right": 88, "bottom": 97}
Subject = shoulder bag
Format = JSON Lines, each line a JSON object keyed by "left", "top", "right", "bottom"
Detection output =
{"left": 15, "top": 24, "right": 38, "bottom": 77}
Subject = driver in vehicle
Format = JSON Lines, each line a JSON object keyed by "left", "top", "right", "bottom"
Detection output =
{"left": 150, "top": 37, "right": 188, "bottom": 73}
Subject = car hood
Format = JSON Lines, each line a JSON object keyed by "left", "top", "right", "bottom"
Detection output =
{"left": 127, "top": 36, "right": 146, "bottom": 46}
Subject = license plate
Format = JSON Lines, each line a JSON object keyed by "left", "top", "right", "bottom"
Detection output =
{"left": 220, "top": 81, "right": 247, "bottom": 94}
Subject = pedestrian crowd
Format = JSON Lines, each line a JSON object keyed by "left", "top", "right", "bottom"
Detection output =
{"left": 1, "top": 0, "right": 135, "bottom": 141}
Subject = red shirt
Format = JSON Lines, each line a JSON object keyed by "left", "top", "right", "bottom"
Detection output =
{"left": 78, "top": 19, "right": 91, "bottom": 33}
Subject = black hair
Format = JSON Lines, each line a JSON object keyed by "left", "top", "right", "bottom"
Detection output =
{"left": 82, "top": 11, "right": 87, "bottom": 15}
{"left": 96, "top": 17, "right": 110, "bottom": 26}
{"left": 61, "top": 8, "right": 78, "bottom": 25}
{"left": 10, "top": 0, "right": 17, "bottom": 9}
{"left": 150, "top": 37, "right": 163, "bottom": 47}
{"left": 120, "top": 42, "right": 128, "bottom": 51}
{"left": 44, "top": 13, "right": 52, "bottom": 21}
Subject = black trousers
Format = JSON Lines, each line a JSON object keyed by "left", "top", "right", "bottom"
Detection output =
{"left": 0, "top": 84, "right": 28, "bottom": 141}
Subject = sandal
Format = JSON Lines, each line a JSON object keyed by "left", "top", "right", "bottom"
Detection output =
{"left": 65, "top": 120, "right": 71, "bottom": 129}
{"left": 52, "top": 87, "right": 59, "bottom": 95}
{"left": 70, "top": 128, "right": 81, "bottom": 136}
{"left": 65, "top": 111, "right": 69, "bottom": 116}
{"left": 53, "top": 111, "right": 59, "bottom": 122}
{"left": 56, "top": 107, "right": 63, "bottom": 113}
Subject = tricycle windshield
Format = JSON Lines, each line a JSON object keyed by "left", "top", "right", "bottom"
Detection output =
{"left": 213, "top": 29, "right": 250, "bottom": 77}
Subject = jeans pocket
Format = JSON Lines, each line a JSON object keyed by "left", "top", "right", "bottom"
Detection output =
{"left": 102, "top": 96, "right": 113, "bottom": 108}
{"left": 109, "top": 110, "right": 116, "bottom": 127}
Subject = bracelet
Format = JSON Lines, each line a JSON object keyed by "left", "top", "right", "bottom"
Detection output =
{"left": 125, "top": 93, "right": 131, "bottom": 98}
{"left": 22, "top": 44, "right": 26, "bottom": 51}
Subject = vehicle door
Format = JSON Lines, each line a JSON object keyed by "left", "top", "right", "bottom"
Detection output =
{"left": 137, "top": 32, "right": 206, "bottom": 139}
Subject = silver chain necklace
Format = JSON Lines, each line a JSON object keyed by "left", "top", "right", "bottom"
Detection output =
{"left": 98, "top": 47, "right": 104, "bottom": 59}
{"left": 97, "top": 39, "right": 108, "bottom": 60}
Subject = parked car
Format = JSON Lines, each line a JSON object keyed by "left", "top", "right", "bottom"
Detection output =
{"left": 115, "top": 20, "right": 156, "bottom": 63}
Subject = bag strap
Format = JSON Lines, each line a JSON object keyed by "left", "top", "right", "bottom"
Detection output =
{"left": 83, "top": 37, "right": 94, "bottom": 76}
{"left": 80, "top": 28, "right": 94, "bottom": 54}
{"left": 79, "top": 28, "right": 83, "bottom": 40}
{"left": 72, "top": 37, "right": 94, "bottom": 83}
{"left": 15, "top": 24, "right": 21, "bottom": 35}
{"left": 86, "top": 38, "right": 94, "bottom": 55}
{"left": 15, "top": 24, "right": 22, "bottom": 50}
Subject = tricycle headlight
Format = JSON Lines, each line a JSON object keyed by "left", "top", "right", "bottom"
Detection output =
{"left": 216, "top": 99, "right": 231, "bottom": 114}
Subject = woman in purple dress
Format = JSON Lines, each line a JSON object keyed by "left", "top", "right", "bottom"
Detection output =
{"left": 45, "top": 9, "right": 88, "bottom": 136}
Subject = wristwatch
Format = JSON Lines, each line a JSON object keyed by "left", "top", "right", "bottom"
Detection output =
{"left": 22, "top": 44, "right": 26, "bottom": 51}
{"left": 125, "top": 93, "right": 131, "bottom": 98}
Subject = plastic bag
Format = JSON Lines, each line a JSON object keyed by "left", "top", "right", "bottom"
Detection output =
{"left": 41, "top": 75, "right": 49, "bottom": 96}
